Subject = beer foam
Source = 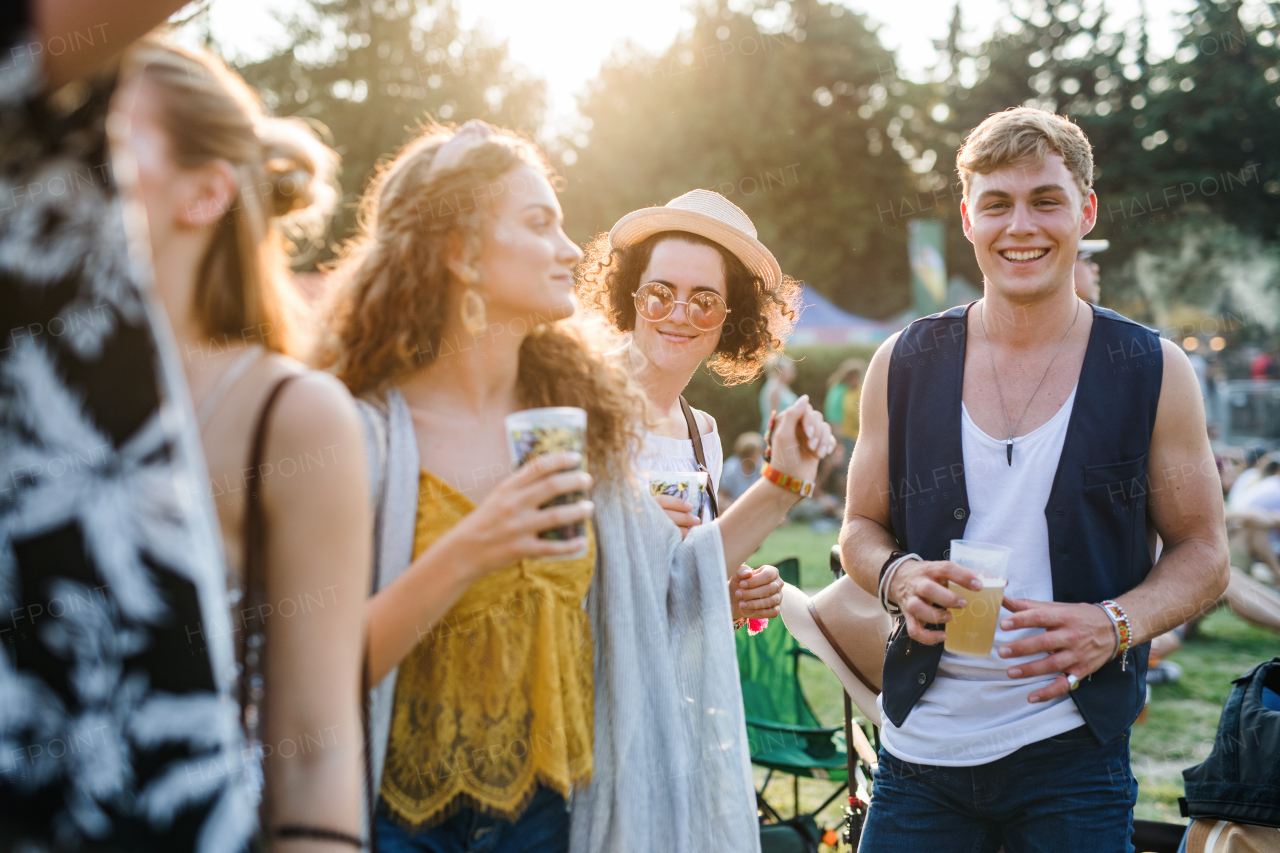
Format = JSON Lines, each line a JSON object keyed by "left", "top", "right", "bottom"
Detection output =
{"left": 977, "top": 575, "right": 1007, "bottom": 588}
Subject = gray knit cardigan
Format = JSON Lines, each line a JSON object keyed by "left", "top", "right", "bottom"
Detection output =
{"left": 356, "top": 389, "right": 760, "bottom": 853}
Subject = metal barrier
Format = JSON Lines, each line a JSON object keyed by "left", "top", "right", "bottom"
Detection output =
{"left": 1212, "top": 380, "right": 1280, "bottom": 446}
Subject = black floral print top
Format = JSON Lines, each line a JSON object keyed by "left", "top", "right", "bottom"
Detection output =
{"left": 0, "top": 9, "right": 256, "bottom": 852}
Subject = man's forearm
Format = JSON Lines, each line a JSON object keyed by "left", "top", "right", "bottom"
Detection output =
{"left": 839, "top": 515, "right": 900, "bottom": 599}
{"left": 1115, "top": 536, "right": 1229, "bottom": 646}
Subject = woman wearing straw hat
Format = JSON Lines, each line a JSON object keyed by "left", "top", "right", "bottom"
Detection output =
{"left": 579, "top": 189, "right": 830, "bottom": 626}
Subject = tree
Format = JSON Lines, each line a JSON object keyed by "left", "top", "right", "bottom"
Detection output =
{"left": 558, "top": 0, "right": 929, "bottom": 319}
{"left": 1117, "top": 0, "right": 1280, "bottom": 241}
{"left": 236, "top": 0, "right": 546, "bottom": 261}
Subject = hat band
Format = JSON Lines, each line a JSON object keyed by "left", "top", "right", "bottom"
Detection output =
{"left": 807, "top": 599, "right": 879, "bottom": 696}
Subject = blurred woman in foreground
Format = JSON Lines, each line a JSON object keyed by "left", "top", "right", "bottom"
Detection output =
{"left": 119, "top": 39, "right": 370, "bottom": 849}
{"left": 318, "top": 120, "right": 829, "bottom": 853}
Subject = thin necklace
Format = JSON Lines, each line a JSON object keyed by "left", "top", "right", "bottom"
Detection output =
{"left": 977, "top": 299, "right": 1080, "bottom": 466}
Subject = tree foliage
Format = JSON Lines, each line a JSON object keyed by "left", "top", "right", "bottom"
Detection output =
{"left": 217, "top": 0, "right": 1280, "bottom": 323}
{"left": 558, "top": 0, "right": 927, "bottom": 319}
{"left": 236, "top": 0, "right": 545, "bottom": 258}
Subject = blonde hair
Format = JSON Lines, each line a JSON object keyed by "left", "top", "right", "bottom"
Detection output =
{"left": 956, "top": 107, "right": 1094, "bottom": 201}
{"left": 316, "top": 122, "right": 645, "bottom": 474}
{"left": 124, "top": 37, "right": 338, "bottom": 356}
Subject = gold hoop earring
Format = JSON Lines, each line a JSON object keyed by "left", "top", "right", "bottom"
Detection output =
{"left": 460, "top": 272, "right": 488, "bottom": 336}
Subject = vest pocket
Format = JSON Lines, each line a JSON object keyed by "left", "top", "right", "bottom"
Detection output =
{"left": 1082, "top": 455, "right": 1148, "bottom": 497}
{"left": 1082, "top": 455, "right": 1148, "bottom": 587}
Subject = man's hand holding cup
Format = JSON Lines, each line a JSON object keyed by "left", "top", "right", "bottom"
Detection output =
{"left": 887, "top": 558, "right": 985, "bottom": 645}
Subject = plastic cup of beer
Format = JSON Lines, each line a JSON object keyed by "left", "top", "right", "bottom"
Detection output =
{"left": 504, "top": 407, "right": 588, "bottom": 559}
{"left": 944, "top": 539, "right": 1012, "bottom": 657}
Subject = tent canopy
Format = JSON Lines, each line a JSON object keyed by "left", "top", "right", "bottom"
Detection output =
{"left": 787, "top": 284, "right": 899, "bottom": 347}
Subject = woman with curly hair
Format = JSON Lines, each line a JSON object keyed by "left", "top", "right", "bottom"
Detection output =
{"left": 317, "top": 122, "right": 833, "bottom": 853}
{"left": 579, "top": 191, "right": 827, "bottom": 623}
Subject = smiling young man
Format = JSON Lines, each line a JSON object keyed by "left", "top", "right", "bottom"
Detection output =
{"left": 839, "top": 108, "right": 1229, "bottom": 851}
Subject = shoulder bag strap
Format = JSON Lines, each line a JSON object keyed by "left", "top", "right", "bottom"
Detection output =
{"left": 240, "top": 375, "right": 299, "bottom": 830}
{"left": 241, "top": 375, "right": 372, "bottom": 851}
{"left": 678, "top": 395, "right": 718, "bottom": 520}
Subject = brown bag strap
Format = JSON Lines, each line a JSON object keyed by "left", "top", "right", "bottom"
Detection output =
{"left": 238, "top": 375, "right": 297, "bottom": 830}
{"left": 239, "top": 374, "right": 377, "bottom": 851}
{"left": 678, "top": 395, "right": 719, "bottom": 520}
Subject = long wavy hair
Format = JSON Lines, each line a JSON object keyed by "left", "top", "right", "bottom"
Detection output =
{"left": 316, "top": 123, "right": 644, "bottom": 475}
{"left": 577, "top": 230, "right": 800, "bottom": 385}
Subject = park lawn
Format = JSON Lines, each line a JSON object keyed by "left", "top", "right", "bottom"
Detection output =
{"left": 746, "top": 523, "right": 1277, "bottom": 847}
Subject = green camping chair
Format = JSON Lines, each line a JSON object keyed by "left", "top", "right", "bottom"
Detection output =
{"left": 737, "top": 557, "right": 852, "bottom": 825}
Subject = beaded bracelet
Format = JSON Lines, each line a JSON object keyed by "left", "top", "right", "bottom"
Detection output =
{"left": 1097, "top": 599, "right": 1132, "bottom": 671}
{"left": 760, "top": 411, "right": 817, "bottom": 498}
{"left": 761, "top": 462, "right": 816, "bottom": 498}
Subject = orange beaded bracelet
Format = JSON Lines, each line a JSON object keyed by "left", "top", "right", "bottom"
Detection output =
{"left": 761, "top": 462, "right": 815, "bottom": 498}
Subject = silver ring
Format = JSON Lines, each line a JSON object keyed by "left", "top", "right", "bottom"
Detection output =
{"left": 1066, "top": 673, "right": 1080, "bottom": 691}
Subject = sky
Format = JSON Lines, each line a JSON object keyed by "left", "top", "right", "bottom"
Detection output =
{"left": 197, "top": 0, "right": 1208, "bottom": 130}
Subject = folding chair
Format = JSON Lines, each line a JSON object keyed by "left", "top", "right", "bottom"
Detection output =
{"left": 737, "top": 557, "right": 870, "bottom": 842}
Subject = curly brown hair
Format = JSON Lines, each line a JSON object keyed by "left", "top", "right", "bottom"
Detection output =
{"left": 577, "top": 230, "right": 800, "bottom": 385}
{"left": 314, "top": 122, "right": 644, "bottom": 475}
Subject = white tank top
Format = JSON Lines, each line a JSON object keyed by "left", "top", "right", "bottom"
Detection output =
{"left": 634, "top": 409, "right": 723, "bottom": 524}
{"left": 880, "top": 384, "right": 1086, "bottom": 767}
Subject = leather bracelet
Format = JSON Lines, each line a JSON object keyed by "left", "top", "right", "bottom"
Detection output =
{"left": 760, "top": 462, "right": 815, "bottom": 498}
{"left": 275, "top": 825, "right": 363, "bottom": 849}
{"left": 877, "top": 550, "right": 906, "bottom": 615}
{"left": 878, "top": 552, "right": 921, "bottom": 616}
{"left": 1093, "top": 602, "right": 1122, "bottom": 661}
{"left": 878, "top": 550, "right": 907, "bottom": 590}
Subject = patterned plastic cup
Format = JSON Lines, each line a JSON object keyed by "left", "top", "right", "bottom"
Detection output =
{"left": 648, "top": 471, "right": 709, "bottom": 519}
{"left": 504, "top": 407, "right": 588, "bottom": 558}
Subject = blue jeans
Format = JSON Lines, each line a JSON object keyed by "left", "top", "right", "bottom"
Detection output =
{"left": 374, "top": 787, "right": 569, "bottom": 853}
{"left": 861, "top": 726, "right": 1138, "bottom": 853}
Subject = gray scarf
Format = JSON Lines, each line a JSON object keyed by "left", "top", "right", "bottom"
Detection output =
{"left": 357, "top": 388, "right": 759, "bottom": 853}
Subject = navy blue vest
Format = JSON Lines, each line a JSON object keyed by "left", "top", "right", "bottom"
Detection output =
{"left": 883, "top": 303, "right": 1163, "bottom": 745}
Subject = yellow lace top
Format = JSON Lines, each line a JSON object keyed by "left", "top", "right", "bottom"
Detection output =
{"left": 379, "top": 470, "right": 596, "bottom": 829}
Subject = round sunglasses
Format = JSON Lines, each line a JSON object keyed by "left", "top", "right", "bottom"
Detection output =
{"left": 631, "top": 282, "right": 731, "bottom": 332}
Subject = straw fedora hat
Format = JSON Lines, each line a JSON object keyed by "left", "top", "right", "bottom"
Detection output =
{"left": 608, "top": 189, "right": 782, "bottom": 290}
{"left": 779, "top": 575, "right": 892, "bottom": 727}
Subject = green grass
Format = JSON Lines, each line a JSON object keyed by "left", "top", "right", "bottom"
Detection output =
{"left": 745, "top": 524, "right": 1279, "bottom": 847}
{"left": 746, "top": 521, "right": 843, "bottom": 589}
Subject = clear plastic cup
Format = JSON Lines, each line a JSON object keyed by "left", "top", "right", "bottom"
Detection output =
{"left": 648, "top": 471, "right": 709, "bottom": 519}
{"left": 944, "top": 539, "right": 1012, "bottom": 657}
{"left": 504, "top": 407, "right": 588, "bottom": 559}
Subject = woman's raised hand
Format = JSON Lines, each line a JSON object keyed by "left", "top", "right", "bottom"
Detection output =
{"left": 438, "top": 451, "right": 594, "bottom": 575}
{"left": 767, "top": 394, "right": 838, "bottom": 483}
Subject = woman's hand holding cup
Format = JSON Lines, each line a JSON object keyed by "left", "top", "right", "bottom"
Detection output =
{"left": 653, "top": 493, "right": 700, "bottom": 539}
{"left": 441, "top": 450, "right": 594, "bottom": 576}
